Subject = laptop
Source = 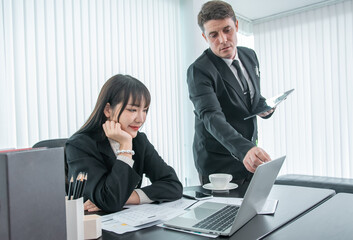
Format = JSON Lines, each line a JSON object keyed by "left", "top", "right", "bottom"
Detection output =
{"left": 244, "top": 89, "right": 294, "bottom": 120}
{"left": 163, "top": 156, "right": 286, "bottom": 236}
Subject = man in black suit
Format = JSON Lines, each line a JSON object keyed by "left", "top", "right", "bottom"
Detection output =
{"left": 187, "top": 0, "right": 275, "bottom": 186}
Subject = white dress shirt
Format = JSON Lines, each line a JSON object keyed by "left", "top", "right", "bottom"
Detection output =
{"left": 223, "top": 55, "right": 255, "bottom": 102}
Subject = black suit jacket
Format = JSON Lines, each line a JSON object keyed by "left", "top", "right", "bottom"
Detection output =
{"left": 187, "top": 47, "right": 269, "bottom": 180}
{"left": 65, "top": 131, "right": 182, "bottom": 213}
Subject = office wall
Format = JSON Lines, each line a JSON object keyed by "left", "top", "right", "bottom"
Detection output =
{"left": 254, "top": 0, "right": 353, "bottom": 177}
{"left": 0, "top": 0, "right": 188, "bottom": 183}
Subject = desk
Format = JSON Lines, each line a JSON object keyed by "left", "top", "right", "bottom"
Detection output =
{"left": 265, "top": 193, "right": 353, "bottom": 239}
{"left": 100, "top": 185, "right": 334, "bottom": 240}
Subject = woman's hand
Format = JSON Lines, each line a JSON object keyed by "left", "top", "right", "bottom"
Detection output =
{"left": 103, "top": 120, "right": 132, "bottom": 147}
{"left": 84, "top": 199, "right": 101, "bottom": 212}
{"left": 84, "top": 193, "right": 140, "bottom": 211}
{"left": 125, "top": 191, "right": 140, "bottom": 205}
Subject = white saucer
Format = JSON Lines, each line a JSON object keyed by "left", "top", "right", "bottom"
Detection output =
{"left": 202, "top": 183, "right": 238, "bottom": 191}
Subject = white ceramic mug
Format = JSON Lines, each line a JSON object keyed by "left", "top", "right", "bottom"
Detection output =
{"left": 209, "top": 173, "right": 232, "bottom": 189}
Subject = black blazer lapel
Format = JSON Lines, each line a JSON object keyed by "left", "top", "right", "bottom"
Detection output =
{"left": 238, "top": 49, "right": 261, "bottom": 112}
{"left": 206, "top": 49, "right": 250, "bottom": 108}
{"left": 95, "top": 134, "right": 116, "bottom": 162}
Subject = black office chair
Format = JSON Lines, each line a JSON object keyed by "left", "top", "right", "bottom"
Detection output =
{"left": 32, "top": 138, "right": 68, "bottom": 149}
{"left": 32, "top": 138, "right": 69, "bottom": 192}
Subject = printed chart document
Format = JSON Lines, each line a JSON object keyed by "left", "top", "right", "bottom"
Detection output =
{"left": 101, "top": 198, "right": 196, "bottom": 234}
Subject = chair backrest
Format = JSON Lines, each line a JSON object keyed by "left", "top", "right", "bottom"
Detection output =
{"left": 32, "top": 138, "right": 68, "bottom": 149}
{"left": 32, "top": 138, "right": 68, "bottom": 192}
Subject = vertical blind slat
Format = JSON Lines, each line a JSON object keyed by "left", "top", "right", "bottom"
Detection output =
{"left": 1, "top": 0, "right": 186, "bottom": 183}
{"left": 254, "top": 0, "right": 353, "bottom": 178}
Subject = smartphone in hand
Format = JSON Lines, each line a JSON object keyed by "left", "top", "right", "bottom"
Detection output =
{"left": 183, "top": 190, "right": 213, "bottom": 200}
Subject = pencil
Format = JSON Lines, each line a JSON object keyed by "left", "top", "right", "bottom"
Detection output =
{"left": 74, "top": 173, "right": 84, "bottom": 199}
{"left": 79, "top": 173, "right": 88, "bottom": 198}
{"left": 67, "top": 175, "right": 74, "bottom": 200}
{"left": 72, "top": 173, "right": 81, "bottom": 200}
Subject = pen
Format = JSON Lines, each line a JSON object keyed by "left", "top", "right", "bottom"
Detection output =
{"left": 67, "top": 175, "right": 74, "bottom": 200}
{"left": 184, "top": 200, "right": 199, "bottom": 210}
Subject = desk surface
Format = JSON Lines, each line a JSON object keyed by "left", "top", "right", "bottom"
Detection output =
{"left": 266, "top": 193, "right": 353, "bottom": 240}
{"left": 100, "top": 185, "right": 335, "bottom": 240}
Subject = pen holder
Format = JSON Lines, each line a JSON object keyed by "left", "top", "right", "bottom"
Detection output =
{"left": 65, "top": 197, "right": 84, "bottom": 240}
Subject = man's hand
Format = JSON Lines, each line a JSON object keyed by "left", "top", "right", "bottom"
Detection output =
{"left": 84, "top": 199, "right": 101, "bottom": 212}
{"left": 243, "top": 147, "right": 271, "bottom": 173}
{"left": 258, "top": 108, "right": 275, "bottom": 118}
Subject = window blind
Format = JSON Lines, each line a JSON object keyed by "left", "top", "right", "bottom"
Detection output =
{"left": 0, "top": 0, "right": 186, "bottom": 183}
{"left": 254, "top": 0, "right": 353, "bottom": 178}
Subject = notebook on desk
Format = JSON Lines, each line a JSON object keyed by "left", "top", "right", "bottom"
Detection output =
{"left": 163, "top": 156, "right": 286, "bottom": 236}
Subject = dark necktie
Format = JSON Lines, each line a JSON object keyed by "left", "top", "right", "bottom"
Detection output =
{"left": 232, "top": 60, "right": 251, "bottom": 107}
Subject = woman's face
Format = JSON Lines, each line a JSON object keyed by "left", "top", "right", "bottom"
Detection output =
{"left": 108, "top": 98, "right": 148, "bottom": 138}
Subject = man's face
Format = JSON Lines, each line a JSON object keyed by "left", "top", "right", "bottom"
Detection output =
{"left": 202, "top": 17, "right": 238, "bottom": 59}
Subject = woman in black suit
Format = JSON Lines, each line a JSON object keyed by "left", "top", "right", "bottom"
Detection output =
{"left": 66, "top": 74, "right": 183, "bottom": 213}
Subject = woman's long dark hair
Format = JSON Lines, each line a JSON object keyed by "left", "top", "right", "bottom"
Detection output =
{"left": 77, "top": 74, "right": 151, "bottom": 136}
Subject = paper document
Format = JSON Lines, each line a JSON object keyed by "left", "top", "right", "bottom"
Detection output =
{"left": 101, "top": 198, "right": 196, "bottom": 234}
{"left": 258, "top": 198, "right": 278, "bottom": 215}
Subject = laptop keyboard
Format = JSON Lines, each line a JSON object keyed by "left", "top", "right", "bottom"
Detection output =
{"left": 193, "top": 205, "right": 239, "bottom": 232}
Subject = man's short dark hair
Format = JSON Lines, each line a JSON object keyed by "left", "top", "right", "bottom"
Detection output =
{"left": 198, "top": 0, "right": 237, "bottom": 32}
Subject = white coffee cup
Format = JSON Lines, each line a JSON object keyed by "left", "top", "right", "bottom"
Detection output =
{"left": 209, "top": 173, "right": 232, "bottom": 189}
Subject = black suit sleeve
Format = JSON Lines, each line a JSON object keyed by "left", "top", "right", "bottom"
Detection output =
{"left": 134, "top": 133, "right": 183, "bottom": 202}
{"left": 187, "top": 62, "right": 254, "bottom": 162}
{"left": 250, "top": 50, "right": 274, "bottom": 119}
{"left": 66, "top": 132, "right": 183, "bottom": 213}
{"left": 66, "top": 134, "right": 141, "bottom": 213}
